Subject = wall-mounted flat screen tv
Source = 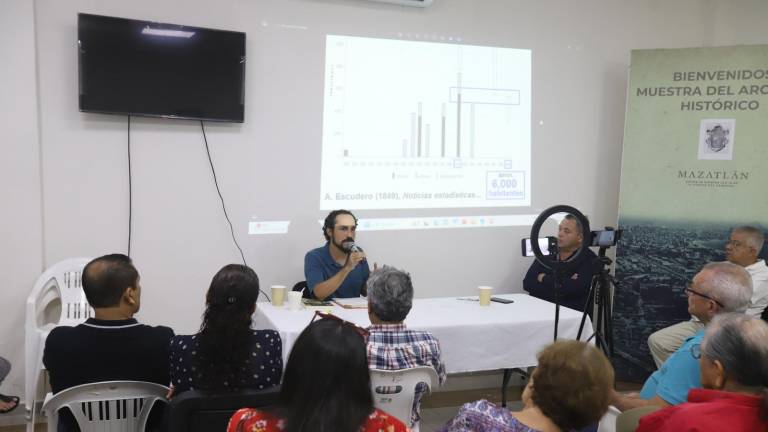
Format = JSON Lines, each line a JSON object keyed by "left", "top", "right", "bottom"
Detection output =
{"left": 78, "top": 13, "right": 246, "bottom": 123}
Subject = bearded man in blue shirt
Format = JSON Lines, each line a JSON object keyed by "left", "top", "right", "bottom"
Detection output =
{"left": 304, "top": 209, "right": 370, "bottom": 300}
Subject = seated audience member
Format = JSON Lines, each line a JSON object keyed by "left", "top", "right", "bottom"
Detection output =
{"left": 0, "top": 356, "right": 19, "bottom": 414}
{"left": 227, "top": 313, "right": 407, "bottom": 432}
{"left": 169, "top": 264, "right": 282, "bottom": 394}
{"left": 43, "top": 254, "right": 174, "bottom": 430}
{"left": 523, "top": 214, "right": 597, "bottom": 312}
{"left": 636, "top": 313, "right": 768, "bottom": 431}
{"left": 611, "top": 261, "right": 753, "bottom": 411}
{"left": 304, "top": 209, "right": 370, "bottom": 300}
{"left": 365, "top": 266, "right": 447, "bottom": 426}
{"left": 439, "top": 340, "right": 613, "bottom": 432}
{"left": 648, "top": 226, "right": 768, "bottom": 367}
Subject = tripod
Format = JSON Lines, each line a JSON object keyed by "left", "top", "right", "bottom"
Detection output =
{"left": 551, "top": 268, "right": 567, "bottom": 341}
{"left": 502, "top": 251, "right": 566, "bottom": 407}
{"left": 577, "top": 247, "right": 616, "bottom": 358}
{"left": 549, "top": 246, "right": 569, "bottom": 341}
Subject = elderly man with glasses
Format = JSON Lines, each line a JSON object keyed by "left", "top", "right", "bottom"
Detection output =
{"left": 647, "top": 226, "right": 768, "bottom": 368}
{"left": 611, "top": 261, "right": 753, "bottom": 412}
{"left": 365, "top": 266, "right": 447, "bottom": 428}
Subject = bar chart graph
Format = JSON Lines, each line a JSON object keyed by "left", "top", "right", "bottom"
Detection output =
{"left": 320, "top": 35, "right": 531, "bottom": 210}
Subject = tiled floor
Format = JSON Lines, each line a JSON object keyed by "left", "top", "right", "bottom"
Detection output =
{"left": 0, "top": 424, "right": 43, "bottom": 432}
{"left": 421, "top": 406, "right": 463, "bottom": 430}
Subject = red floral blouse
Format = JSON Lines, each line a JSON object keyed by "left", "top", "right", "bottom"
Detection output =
{"left": 227, "top": 407, "right": 408, "bottom": 432}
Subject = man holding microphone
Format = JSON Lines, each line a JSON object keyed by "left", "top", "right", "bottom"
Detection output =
{"left": 304, "top": 210, "right": 370, "bottom": 300}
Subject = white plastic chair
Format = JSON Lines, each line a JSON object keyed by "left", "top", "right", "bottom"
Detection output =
{"left": 597, "top": 405, "right": 621, "bottom": 432}
{"left": 41, "top": 381, "right": 169, "bottom": 432}
{"left": 25, "top": 257, "right": 93, "bottom": 431}
{"left": 370, "top": 366, "right": 439, "bottom": 432}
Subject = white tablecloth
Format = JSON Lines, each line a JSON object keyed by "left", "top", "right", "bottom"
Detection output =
{"left": 253, "top": 294, "right": 593, "bottom": 374}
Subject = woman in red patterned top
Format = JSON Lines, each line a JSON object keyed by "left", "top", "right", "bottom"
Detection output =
{"left": 227, "top": 313, "right": 407, "bottom": 432}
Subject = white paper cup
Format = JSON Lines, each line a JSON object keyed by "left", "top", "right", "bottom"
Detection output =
{"left": 478, "top": 286, "right": 493, "bottom": 306}
{"left": 288, "top": 291, "right": 303, "bottom": 311}
{"left": 271, "top": 285, "right": 286, "bottom": 307}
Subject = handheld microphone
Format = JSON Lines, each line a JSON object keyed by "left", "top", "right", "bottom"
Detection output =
{"left": 342, "top": 239, "right": 363, "bottom": 253}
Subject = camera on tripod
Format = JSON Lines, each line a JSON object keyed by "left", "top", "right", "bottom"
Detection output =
{"left": 520, "top": 228, "right": 622, "bottom": 257}
{"left": 520, "top": 237, "right": 557, "bottom": 257}
{"left": 590, "top": 228, "right": 622, "bottom": 248}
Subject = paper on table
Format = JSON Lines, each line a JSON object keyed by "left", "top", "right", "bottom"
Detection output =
{"left": 303, "top": 305, "right": 335, "bottom": 313}
{"left": 332, "top": 297, "right": 368, "bottom": 309}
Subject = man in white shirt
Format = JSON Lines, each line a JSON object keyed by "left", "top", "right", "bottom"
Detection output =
{"left": 647, "top": 226, "right": 767, "bottom": 367}
{"left": 725, "top": 226, "right": 768, "bottom": 316}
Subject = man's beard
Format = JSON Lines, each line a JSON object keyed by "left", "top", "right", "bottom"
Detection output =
{"left": 332, "top": 236, "right": 355, "bottom": 253}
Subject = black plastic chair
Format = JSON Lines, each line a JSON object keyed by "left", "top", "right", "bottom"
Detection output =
{"left": 293, "top": 281, "right": 313, "bottom": 299}
{"left": 166, "top": 386, "right": 280, "bottom": 432}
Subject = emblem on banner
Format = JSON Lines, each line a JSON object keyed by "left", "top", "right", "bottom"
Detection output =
{"left": 705, "top": 125, "right": 729, "bottom": 152}
{"left": 698, "top": 119, "right": 735, "bottom": 160}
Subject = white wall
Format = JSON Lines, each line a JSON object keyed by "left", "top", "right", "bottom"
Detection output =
{"left": 2, "top": 0, "right": 768, "bottom": 409}
{"left": 0, "top": 0, "right": 44, "bottom": 419}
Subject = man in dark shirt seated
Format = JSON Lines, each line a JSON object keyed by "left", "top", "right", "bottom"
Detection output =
{"left": 304, "top": 209, "right": 371, "bottom": 300}
{"left": 43, "top": 253, "right": 174, "bottom": 431}
{"left": 523, "top": 214, "right": 597, "bottom": 312}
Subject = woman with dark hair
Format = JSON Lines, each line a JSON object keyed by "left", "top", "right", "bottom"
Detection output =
{"left": 227, "top": 313, "right": 407, "bottom": 432}
{"left": 439, "top": 340, "right": 613, "bottom": 432}
{"left": 636, "top": 313, "right": 768, "bottom": 432}
{"left": 169, "top": 264, "right": 282, "bottom": 393}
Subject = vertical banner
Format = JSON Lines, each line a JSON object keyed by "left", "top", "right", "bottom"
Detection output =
{"left": 614, "top": 45, "right": 768, "bottom": 380}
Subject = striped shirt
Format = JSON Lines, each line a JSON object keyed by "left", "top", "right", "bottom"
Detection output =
{"left": 366, "top": 323, "right": 447, "bottom": 425}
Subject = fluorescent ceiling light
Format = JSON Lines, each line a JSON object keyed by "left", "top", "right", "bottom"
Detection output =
{"left": 141, "top": 27, "right": 195, "bottom": 38}
{"left": 364, "top": 0, "right": 434, "bottom": 7}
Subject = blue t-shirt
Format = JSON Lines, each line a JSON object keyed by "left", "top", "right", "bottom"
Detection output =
{"left": 304, "top": 244, "right": 370, "bottom": 299}
{"left": 640, "top": 328, "right": 704, "bottom": 405}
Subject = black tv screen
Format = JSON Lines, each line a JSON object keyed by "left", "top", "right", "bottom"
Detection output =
{"left": 78, "top": 13, "right": 246, "bottom": 122}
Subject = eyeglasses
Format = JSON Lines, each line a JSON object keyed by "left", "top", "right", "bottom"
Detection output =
{"left": 690, "top": 344, "right": 702, "bottom": 359}
{"left": 684, "top": 284, "right": 725, "bottom": 308}
{"left": 310, "top": 311, "right": 369, "bottom": 338}
{"left": 726, "top": 239, "right": 747, "bottom": 248}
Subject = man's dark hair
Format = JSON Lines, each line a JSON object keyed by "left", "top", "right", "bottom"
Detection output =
{"left": 82, "top": 254, "right": 139, "bottom": 308}
{"left": 563, "top": 213, "right": 584, "bottom": 236}
{"left": 322, "top": 209, "right": 357, "bottom": 242}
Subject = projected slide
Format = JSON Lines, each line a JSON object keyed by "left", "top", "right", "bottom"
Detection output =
{"left": 320, "top": 35, "right": 531, "bottom": 210}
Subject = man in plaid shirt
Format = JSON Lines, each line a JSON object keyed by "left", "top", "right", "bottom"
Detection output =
{"left": 365, "top": 266, "right": 447, "bottom": 427}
